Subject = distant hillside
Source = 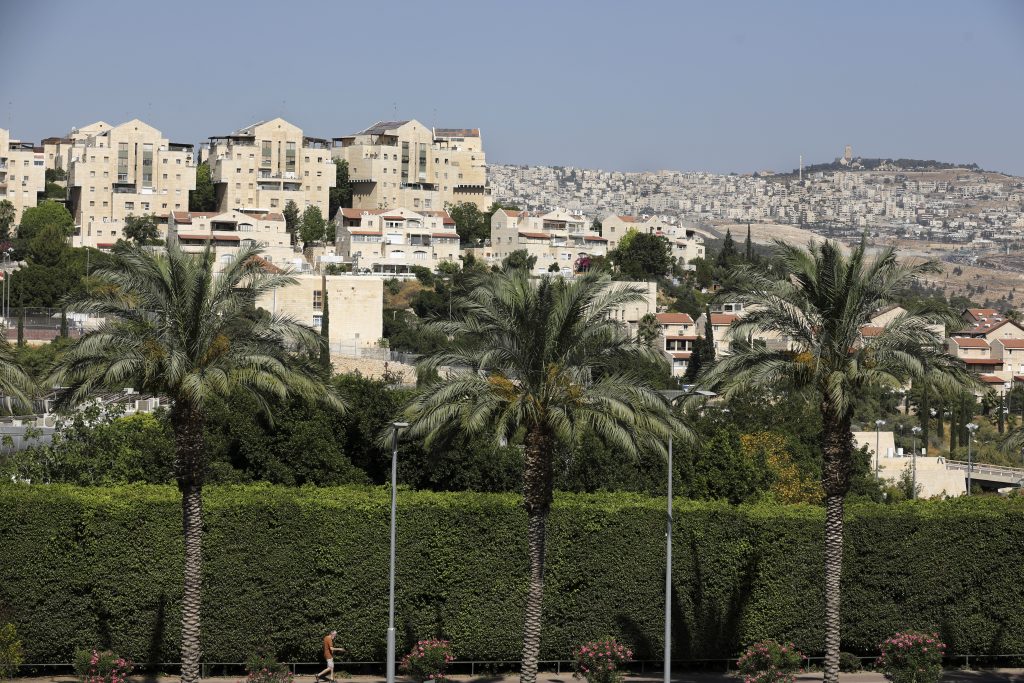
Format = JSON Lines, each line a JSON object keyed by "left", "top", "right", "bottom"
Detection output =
{"left": 786, "top": 158, "right": 981, "bottom": 175}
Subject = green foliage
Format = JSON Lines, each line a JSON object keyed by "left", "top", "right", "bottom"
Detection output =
{"left": 574, "top": 637, "right": 631, "bottom": 683}
{"left": 446, "top": 202, "right": 488, "bottom": 245}
{"left": 0, "top": 623, "right": 23, "bottom": 679}
{"left": 328, "top": 159, "right": 352, "bottom": 219}
{"left": 1, "top": 488, "right": 1023, "bottom": 664}
{"left": 283, "top": 201, "right": 300, "bottom": 236}
{"left": 299, "top": 206, "right": 327, "bottom": 245}
{"left": 411, "top": 266, "right": 434, "bottom": 286}
{"left": 838, "top": 652, "right": 863, "bottom": 673}
{"left": 189, "top": 162, "right": 216, "bottom": 212}
{"left": 122, "top": 214, "right": 160, "bottom": 245}
{"left": 736, "top": 640, "right": 803, "bottom": 683}
{"left": 16, "top": 201, "right": 74, "bottom": 241}
{"left": 716, "top": 228, "right": 738, "bottom": 268}
{"left": 45, "top": 168, "right": 67, "bottom": 183}
{"left": 637, "top": 313, "right": 660, "bottom": 347}
{"left": 501, "top": 249, "right": 536, "bottom": 272}
{"left": 548, "top": 262, "right": 561, "bottom": 273}
{"left": 44, "top": 182, "right": 66, "bottom": 199}
{"left": 383, "top": 310, "right": 448, "bottom": 355}
{"left": 0, "top": 200, "right": 14, "bottom": 241}
{"left": 319, "top": 275, "right": 331, "bottom": 372}
{"left": 73, "top": 648, "right": 134, "bottom": 683}
{"left": 610, "top": 232, "right": 672, "bottom": 280}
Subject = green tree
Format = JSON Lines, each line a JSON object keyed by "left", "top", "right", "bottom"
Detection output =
{"left": 502, "top": 249, "right": 537, "bottom": 272}
{"left": 123, "top": 214, "right": 160, "bottom": 245}
{"left": 447, "top": 201, "right": 488, "bottom": 245}
{"left": 716, "top": 228, "right": 738, "bottom": 267}
{"left": 16, "top": 201, "right": 74, "bottom": 241}
{"left": 45, "top": 167, "right": 67, "bottom": 183}
{"left": 51, "top": 242, "right": 339, "bottom": 683}
{"left": 702, "top": 305, "right": 715, "bottom": 365}
{"left": 701, "top": 240, "right": 969, "bottom": 683}
{"left": 328, "top": 159, "right": 352, "bottom": 219}
{"left": 189, "top": 162, "right": 217, "bottom": 212}
{"left": 637, "top": 312, "right": 660, "bottom": 347}
{"left": 319, "top": 273, "right": 331, "bottom": 372}
{"left": 44, "top": 182, "right": 65, "bottom": 199}
{"left": 547, "top": 262, "right": 560, "bottom": 273}
{"left": 299, "top": 205, "right": 326, "bottom": 245}
{"left": 404, "top": 269, "right": 681, "bottom": 683}
{"left": 612, "top": 232, "right": 672, "bottom": 280}
{"left": 283, "top": 200, "right": 300, "bottom": 239}
{"left": 0, "top": 200, "right": 15, "bottom": 240}
{"left": 744, "top": 222, "right": 753, "bottom": 261}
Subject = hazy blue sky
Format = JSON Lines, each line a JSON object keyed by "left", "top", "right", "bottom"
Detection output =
{"left": 3, "top": 0, "right": 1023, "bottom": 174}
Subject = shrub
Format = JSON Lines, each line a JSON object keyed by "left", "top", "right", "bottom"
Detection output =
{"left": 0, "top": 623, "right": 23, "bottom": 678}
{"left": 73, "top": 649, "right": 133, "bottom": 683}
{"left": 736, "top": 640, "right": 803, "bottom": 683}
{"left": 242, "top": 654, "right": 292, "bottom": 683}
{"left": 573, "top": 637, "right": 632, "bottom": 683}
{"left": 876, "top": 632, "right": 945, "bottom": 683}
{"left": 839, "top": 652, "right": 863, "bottom": 672}
{"left": 400, "top": 639, "right": 453, "bottom": 682}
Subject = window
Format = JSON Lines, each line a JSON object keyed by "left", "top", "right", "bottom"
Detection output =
{"left": 125, "top": 202, "right": 134, "bottom": 210}
{"left": 285, "top": 142, "right": 296, "bottom": 173}
{"left": 313, "top": 290, "right": 322, "bottom": 310}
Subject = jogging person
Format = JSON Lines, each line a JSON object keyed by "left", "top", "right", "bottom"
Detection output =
{"left": 314, "top": 630, "right": 345, "bottom": 682}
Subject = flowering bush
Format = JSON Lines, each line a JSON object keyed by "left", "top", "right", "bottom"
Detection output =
{"left": 736, "top": 640, "right": 803, "bottom": 683}
{"left": 400, "top": 639, "right": 454, "bottom": 682}
{"left": 0, "top": 623, "right": 24, "bottom": 679}
{"left": 876, "top": 631, "right": 945, "bottom": 683}
{"left": 242, "top": 655, "right": 293, "bottom": 683}
{"left": 573, "top": 637, "right": 633, "bottom": 683}
{"left": 73, "top": 650, "right": 133, "bottom": 683}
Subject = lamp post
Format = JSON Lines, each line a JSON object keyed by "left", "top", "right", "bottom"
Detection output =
{"left": 658, "top": 388, "right": 714, "bottom": 683}
{"left": 911, "top": 426, "right": 922, "bottom": 499}
{"left": 965, "top": 422, "right": 979, "bottom": 496}
{"left": 875, "top": 419, "right": 886, "bottom": 478}
{"left": 386, "top": 421, "right": 409, "bottom": 683}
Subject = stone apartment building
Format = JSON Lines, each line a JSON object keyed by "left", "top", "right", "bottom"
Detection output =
{"left": 333, "top": 207, "right": 460, "bottom": 274}
{"left": 207, "top": 118, "right": 335, "bottom": 216}
{"left": 489, "top": 208, "right": 609, "bottom": 275}
{"left": 655, "top": 312, "right": 698, "bottom": 377}
{"left": 255, "top": 271, "right": 383, "bottom": 348}
{"left": 0, "top": 128, "right": 45, "bottom": 226}
{"left": 600, "top": 214, "right": 706, "bottom": 264}
{"left": 66, "top": 119, "right": 196, "bottom": 248}
{"left": 332, "top": 119, "right": 490, "bottom": 211}
{"left": 167, "top": 208, "right": 297, "bottom": 272}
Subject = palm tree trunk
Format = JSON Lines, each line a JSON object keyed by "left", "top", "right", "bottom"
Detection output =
{"left": 172, "top": 400, "right": 206, "bottom": 683}
{"left": 820, "top": 407, "right": 852, "bottom": 683}
{"left": 520, "top": 424, "right": 554, "bottom": 683}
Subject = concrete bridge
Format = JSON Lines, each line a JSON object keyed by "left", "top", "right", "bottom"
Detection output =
{"left": 944, "top": 459, "right": 1024, "bottom": 491}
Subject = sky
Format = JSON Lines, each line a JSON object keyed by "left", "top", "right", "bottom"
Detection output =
{"left": 2, "top": 0, "right": 1024, "bottom": 175}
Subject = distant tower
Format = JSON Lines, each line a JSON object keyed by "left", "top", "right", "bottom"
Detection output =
{"left": 799, "top": 155, "right": 803, "bottom": 182}
{"left": 844, "top": 145, "right": 853, "bottom": 163}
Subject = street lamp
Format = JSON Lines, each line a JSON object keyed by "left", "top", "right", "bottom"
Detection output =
{"left": 965, "top": 422, "right": 979, "bottom": 496}
{"left": 874, "top": 419, "right": 886, "bottom": 478}
{"left": 386, "top": 421, "right": 409, "bottom": 683}
{"left": 658, "top": 388, "right": 714, "bottom": 683}
{"left": 911, "top": 426, "right": 922, "bottom": 499}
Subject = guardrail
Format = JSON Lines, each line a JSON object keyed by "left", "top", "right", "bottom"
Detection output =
{"left": 945, "top": 459, "right": 1024, "bottom": 480}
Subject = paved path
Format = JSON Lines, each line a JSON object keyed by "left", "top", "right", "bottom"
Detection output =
{"left": 14, "top": 671, "right": 1024, "bottom": 683}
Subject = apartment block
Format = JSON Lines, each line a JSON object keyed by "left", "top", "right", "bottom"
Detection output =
{"left": 168, "top": 208, "right": 297, "bottom": 271}
{"left": 334, "top": 207, "right": 460, "bottom": 274}
{"left": 208, "top": 118, "right": 335, "bottom": 216}
{"left": 332, "top": 119, "right": 490, "bottom": 212}
{"left": 67, "top": 119, "right": 196, "bottom": 248}
{"left": 0, "top": 128, "right": 46, "bottom": 226}
{"left": 656, "top": 312, "right": 698, "bottom": 377}
{"left": 255, "top": 272, "right": 383, "bottom": 348}
{"left": 600, "top": 214, "right": 706, "bottom": 263}
{"left": 489, "top": 208, "right": 609, "bottom": 276}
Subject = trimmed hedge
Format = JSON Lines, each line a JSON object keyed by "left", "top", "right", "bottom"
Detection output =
{"left": 1, "top": 485, "right": 1023, "bottom": 665}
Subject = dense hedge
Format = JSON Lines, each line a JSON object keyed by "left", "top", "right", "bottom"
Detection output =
{"left": 1, "top": 485, "right": 1023, "bottom": 665}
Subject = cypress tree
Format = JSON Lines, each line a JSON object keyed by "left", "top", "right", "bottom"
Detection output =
{"left": 319, "top": 273, "right": 331, "bottom": 372}
{"left": 703, "top": 305, "right": 716, "bottom": 365}
{"left": 60, "top": 308, "right": 68, "bottom": 338}
{"left": 920, "top": 384, "right": 930, "bottom": 450}
{"left": 16, "top": 307, "right": 24, "bottom": 347}
{"left": 745, "top": 221, "right": 753, "bottom": 261}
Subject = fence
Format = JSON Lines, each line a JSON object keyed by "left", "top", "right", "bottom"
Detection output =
{"left": 329, "top": 341, "right": 419, "bottom": 366}
{"left": 0, "top": 308, "right": 90, "bottom": 343}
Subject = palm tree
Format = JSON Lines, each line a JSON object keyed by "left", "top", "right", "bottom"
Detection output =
{"left": 51, "top": 242, "right": 338, "bottom": 683}
{"left": 403, "top": 269, "right": 683, "bottom": 683}
{"left": 701, "top": 240, "right": 969, "bottom": 683}
{"left": 0, "top": 338, "right": 37, "bottom": 414}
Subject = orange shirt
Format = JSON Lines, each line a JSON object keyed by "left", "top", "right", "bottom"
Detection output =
{"left": 323, "top": 635, "right": 333, "bottom": 659}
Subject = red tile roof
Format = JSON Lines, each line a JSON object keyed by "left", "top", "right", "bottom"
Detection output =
{"left": 665, "top": 335, "right": 698, "bottom": 341}
{"left": 860, "top": 326, "right": 884, "bottom": 338}
{"left": 711, "top": 313, "right": 739, "bottom": 325}
{"left": 670, "top": 352, "right": 692, "bottom": 359}
{"left": 617, "top": 215, "right": 637, "bottom": 222}
{"left": 349, "top": 230, "right": 382, "bottom": 236}
{"left": 995, "top": 339, "right": 1024, "bottom": 348}
{"left": 978, "top": 374, "right": 1006, "bottom": 384}
{"left": 382, "top": 215, "right": 405, "bottom": 221}
{"left": 584, "top": 236, "right": 608, "bottom": 242}
{"left": 657, "top": 313, "right": 694, "bottom": 324}
{"left": 963, "top": 358, "right": 1001, "bottom": 365}
{"left": 949, "top": 337, "right": 990, "bottom": 348}
{"left": 432, "top": 232, "right": 459, "bottom": 238}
